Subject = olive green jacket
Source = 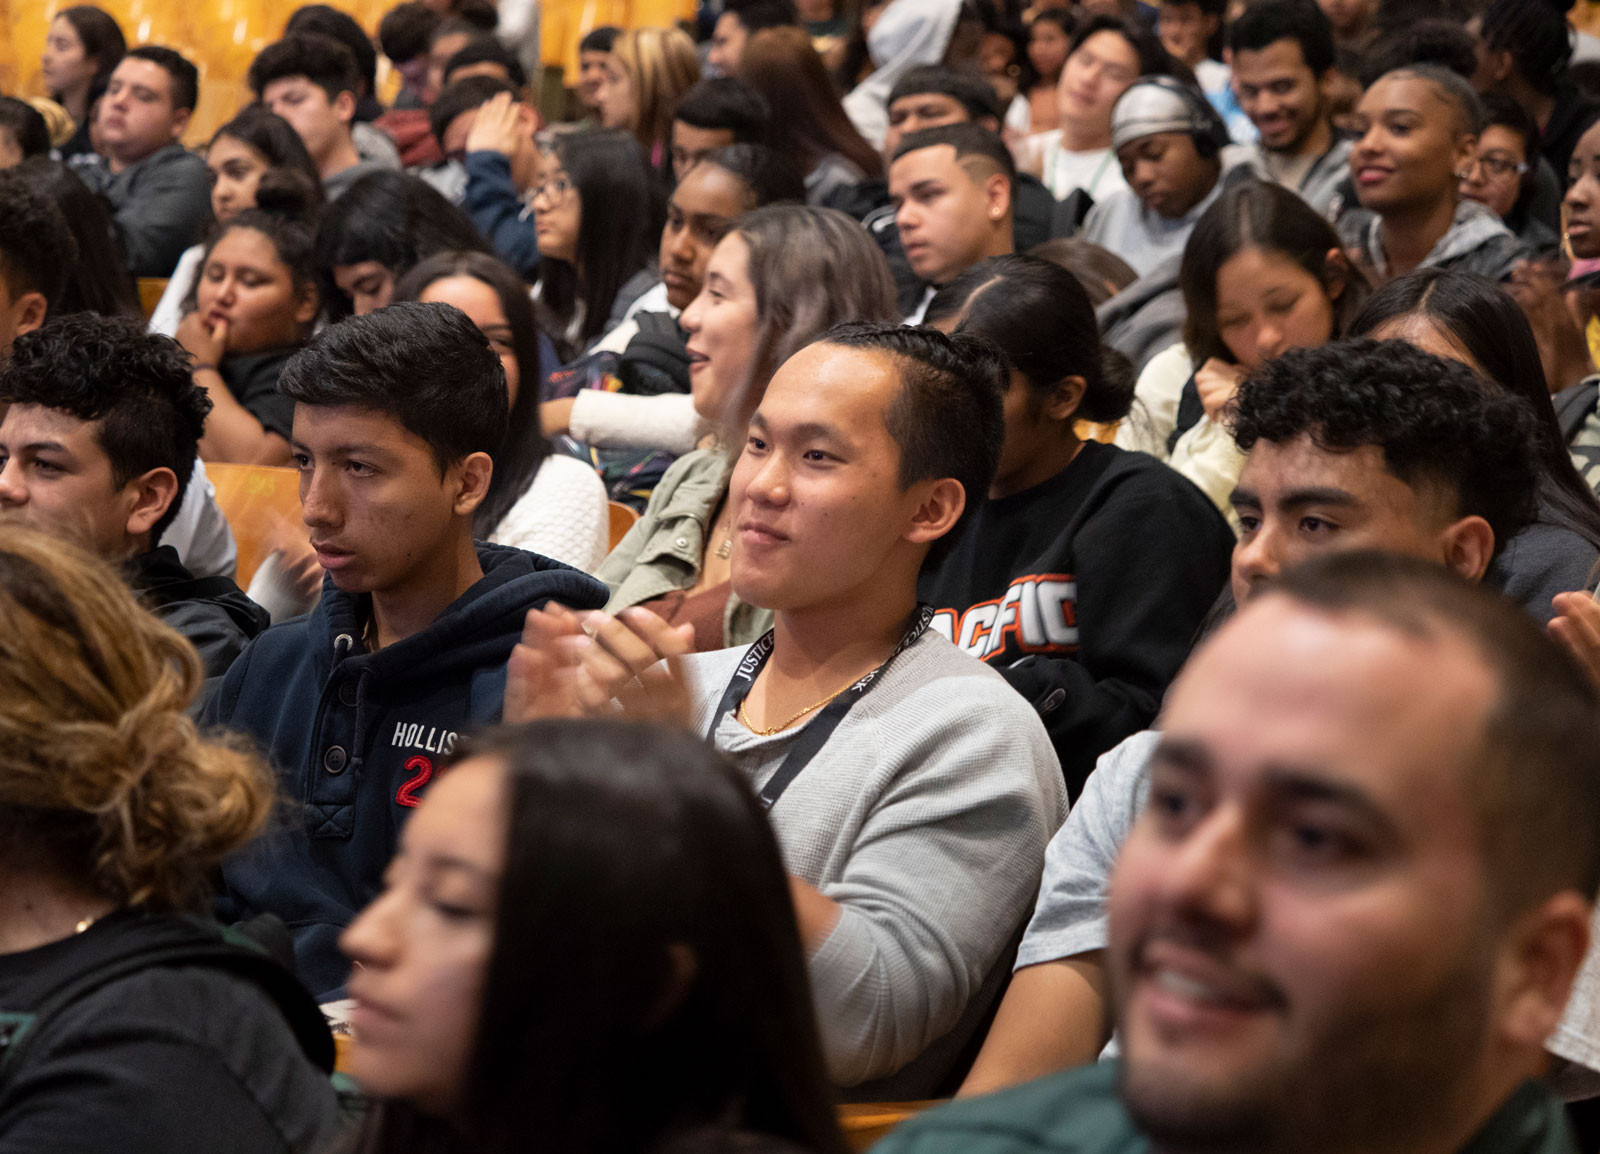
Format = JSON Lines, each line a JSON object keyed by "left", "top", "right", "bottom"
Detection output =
{"left": 595, "top": 448, "right": 773, "bottom": 648}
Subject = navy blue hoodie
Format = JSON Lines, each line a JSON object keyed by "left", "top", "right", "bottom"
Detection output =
{"left": 208, "top": 543, "right": 607, "bottom": 998}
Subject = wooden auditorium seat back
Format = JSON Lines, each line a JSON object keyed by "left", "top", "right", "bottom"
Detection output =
{"left": 204, "top": 461, "right": 302, "bottom": 587}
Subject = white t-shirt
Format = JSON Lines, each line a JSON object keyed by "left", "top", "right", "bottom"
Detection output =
{"left": 1036, "top": 134, "right": 1129, "bottom": 203}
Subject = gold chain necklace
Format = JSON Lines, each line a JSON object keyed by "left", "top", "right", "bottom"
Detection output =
{"left": 738, "top": 679, "right": 858, "bottom": 736}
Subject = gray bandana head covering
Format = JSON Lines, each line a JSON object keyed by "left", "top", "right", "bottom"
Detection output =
{"left": 1111, "top": 81, "right": 1202, "bottom": 151}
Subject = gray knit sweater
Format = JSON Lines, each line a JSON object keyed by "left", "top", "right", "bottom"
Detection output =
{"left": 680, "top": 630, "right": 1068, "bottom": 1089}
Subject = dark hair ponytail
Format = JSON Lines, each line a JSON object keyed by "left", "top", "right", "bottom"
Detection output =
{"left": 926, "top": 253, "right": 1133, "bottom": 423}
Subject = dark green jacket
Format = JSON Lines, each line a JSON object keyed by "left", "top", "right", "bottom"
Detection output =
{"left": 872, "top": 1061, "right": 1575, "bottom": 1154}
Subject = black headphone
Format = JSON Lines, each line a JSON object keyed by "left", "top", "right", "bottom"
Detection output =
{"left": 1124, "top": 74, "right": 1233, "bottom": 157}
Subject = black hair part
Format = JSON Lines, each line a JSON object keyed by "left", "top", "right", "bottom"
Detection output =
{"left": 927, "top": 253, "right": 1132, "bottom": 422}
{"left": 52, "top": 6, "right": 127, "bottom": 103}
{"left": 248, "top": 33, "right": 362, "bottom": 102}
{"left": 314, "top": 171, "right": 492, "bottom": 322}
{"left": 429, "top": 74, "right": 521, "bottom": 149}
{"left": 700, "top": 143, "right": 807, "bottom": 207}
{"left": 12, "top": 158, "right": 139, "bottom": 320}
{"left": 1348, "top": 268, "right": 1600, "bottom": 554}
{"left": 444, "top": 38, "right": 529, "bottom": 89}
{"left": 286, "top": 5, "right": 379, "bottom": 97}
{"left": 578, "top": 25, "right": 621, "bottom": 54}
{"left": 125, "top": 45, "right": 198, "bottom": 113}
{"left": 820, "top": 322, "right": 1007, "bottom": 565}
{"left": 1229, "top": 338, "right": 1541, "bottom": 555}
{"left": 393, "top": 251, "right": 553, "bottom": 538}
{"left": 892, "top": 121, "right": 1016, "bottom": 187}
{"left": 1225, "top": 0, "right": 1334, "bottom": 75}
{"left": 1269, "top": 550, "right": 1600, "bottom": 911}
{"left": 1480, "top": 0, "right": 1573, "bottom": 98}
{"left": 722, "top": 0, "right": 801, "bottom": 31}
{"left": 278, "top": 301, "right": 509, "bottom": 473}
{"left": 887, "top": 65, "right": 1004, "bottom": 124}
{"left": 0, "top": 167, "right": 77, "bottom": 315}
{"left": 1181, "top": 178, "right": 1369, "bottom": 367}
{"left": 0, "top": 99, "right": 51, "bottom": 161}
{"left": 209, "top": 103, "right": 323, "bottom": 190}
{"left": 379, "top": 1, "right": 441, "bottom": 66}
{"left": 351, "top": 720, "right": 851, "bottom": 1154}
{"left": 672, "top": 78, "right": 771, "bottom": 140}
{"left": 539, "top": 130, "right": 659, "bottom": 351}
{"left": 0, "top": 314, "right": 209, "bottom": 544}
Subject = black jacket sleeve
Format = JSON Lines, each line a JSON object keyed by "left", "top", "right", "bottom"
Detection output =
{"left": 999, "top": 471, "right": 1233, "bottom": 797}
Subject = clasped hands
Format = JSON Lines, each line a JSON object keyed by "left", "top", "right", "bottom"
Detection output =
{"left": 503, "top": 604, "right": 696, "bottom": 725}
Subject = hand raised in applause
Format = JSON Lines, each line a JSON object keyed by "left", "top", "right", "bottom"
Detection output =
{"left": 504, "top": 603, "right": 696, "bottom": 726}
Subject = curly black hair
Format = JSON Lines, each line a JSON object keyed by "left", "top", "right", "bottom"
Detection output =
{"left": 1229, "top": 338, "right": 1540, "bottom": 554}
{"left": 0, "top": 168, "right": 77, "bottom": 320}
{"left": 0, "top": 314, "right": 211, "bottom": 546}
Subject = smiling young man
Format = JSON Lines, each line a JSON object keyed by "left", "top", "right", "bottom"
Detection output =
{"left": 508, "top": 324, "right": 1067, "bottom": 1095}
{"left": 885, "top": 547, "right": 1600, "bottom": 1154}
{"left": 69, "top": 46, "right": 212, "bottom": 278}
{"left": 208, "top": 302, "right": 608, "bottom": 998}
{"left": 1227, "top": 0, "right": 1352, "bottom": 217}
{"left": 888, "top": 124, "right": 1016, "bottom": 323}
{"left": 1338, "top": 65, "right": 1531, "bottom": 283}
{"left": 956, "top": 338, "right": 1549, "bottom": 1099}
{"left": 0, "top": 314, "right": 267, "bottom": 678}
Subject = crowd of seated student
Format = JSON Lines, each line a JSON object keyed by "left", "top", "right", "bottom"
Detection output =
{"left": 19, "top": 0, "right": 1600, "bottom": 1150}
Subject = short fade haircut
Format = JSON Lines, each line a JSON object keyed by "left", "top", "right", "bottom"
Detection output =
{"left": 673, "top": 78, "right": 770, "bottom": 141}
{"left": 1270, "top": 550, "right": 1600, "bottom": 914}
{"left": 1226, "top": 0, "right": 1334, "bottom": 76}
{"left": 443, "top": 37, "right": 528, "bottom": 89}
{"left": 248, "top": 33, "right": 362, "bottom": 102}
{"left": 1374, "top": 63, "right": 1485, "bottom": 136}
{"left": 0, "top": 98, "right": 51, "bottom": 162}
{"left": 125, "top": 45, "right": 199, "bottom": 113}
{"left": 0, "top": 314, "right": 210, "bottom": 544}
{"left": 887, "top": 65, "right": 1004, "bottom": 124}
{"left": 1229, "top": 338, "right": 1540, "bottom": 555}
{"left": 278, "top": 301, "right": 509, "bottom": 473}
{"left": 379, "top": 1, "right": 441, "bottom": 66}
{"left": 819, "top": 321, "right": 1007, "bottom": 563}
{"left": 723, "top": 0, "right": 800, "bottom": 31}
{"left": 892, "top": 122, "right": 1016, "bottom": 190}
{"left": 429, "top": 75, "right": 521, "bottom": 150}
{"left": 0, "top": 169, "right": 76, "bottom": 313}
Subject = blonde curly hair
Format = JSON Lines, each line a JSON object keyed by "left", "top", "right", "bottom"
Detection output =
{"left": 0, "top": 527, "right": 273, "bottom": 911}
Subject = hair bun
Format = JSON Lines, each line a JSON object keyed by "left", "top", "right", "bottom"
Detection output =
{"left": 252, "top": 167, "right": 322, "bottom": 223}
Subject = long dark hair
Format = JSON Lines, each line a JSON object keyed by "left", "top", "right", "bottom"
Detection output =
{"left": 315, "top": 171, "right": 492, "bottom": 322}
{"left": 1349, "top": 269, "right": 1600, "bottom": 553}
{"left": 739, "top": 26, "right": 883, "bottom": 183}
{"left": 354, "top": 720, "right": 849, "bottom": 1154}
{"left": 13, "top": 158, "right": 138, "bottom": 319}
{"left": 927, "top": 253, "right": 1133, "bottom": 423}
{"left": 537, "top": 129, "right": 658, "bottom": 354}
{"left": 51, "top": 5, "right": 127, "bottom": 105}
{"left": 1182, "top": 179, "right": 1371, "bottom": 367}
{"left": 210, "top": 104, "right": 324, "bottom": 198}
{"left": 393, "top": 252, "right": 553, "bottom": 538}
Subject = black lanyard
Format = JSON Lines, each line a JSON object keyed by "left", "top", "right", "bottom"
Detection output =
{"left": 707, "top": 606, "right": 935, "bottom": 810}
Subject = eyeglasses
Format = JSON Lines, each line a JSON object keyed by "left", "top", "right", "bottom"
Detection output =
{"left": 1464, "top": 155, "right": 1530, "bottom": 180}
{"left": 530, "top": 175, "right": 574, "bottom": 206}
